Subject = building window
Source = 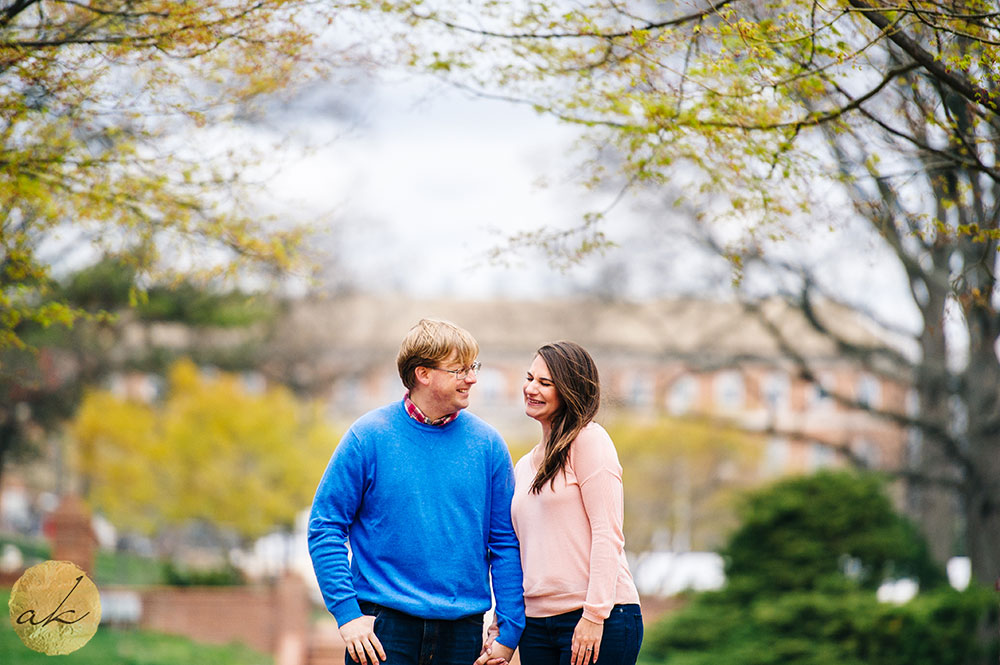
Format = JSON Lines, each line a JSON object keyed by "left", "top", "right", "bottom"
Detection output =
{"left": 852, "top": 438, "right": 880, "bottom": 468}
{"left": 713, "top": 371, "right": 745, "bottom": 411}
{"left": 856, "top": 374, "right": 881, "bottom": 409}
{"left": 762, "top": 437, "right": 789, "bottom": 475}
{"left": 762, "top": 371, "right": 790, "bottom": 411}
{"left": 241, "top": 372, "right": 266, "bottom": 395}
{"left": 808, "top": 372, "right": 835, "bottom": 410}
{"left": 808, "top": 442, "right": 836, "bottom": 470}
{"left": 667, "top": 375, "right": 697, "bottom": 415}
{"left": 624, "top": 371, "right": 655, "bottom": 408}
{"left": 334, "top": 375, "right": 362, "bottom": 410}
{"left": 475, "top": 367, "right": 506, "bottom": 405}
{"left": 905, "top": 427, "right": 923, "bottom": 466}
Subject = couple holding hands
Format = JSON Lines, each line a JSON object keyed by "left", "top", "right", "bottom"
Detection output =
{"left": 308, "top": 319, "right": 643, "bottom": 665}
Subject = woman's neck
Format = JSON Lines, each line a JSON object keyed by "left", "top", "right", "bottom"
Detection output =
{"left": 539, "top": 420, "right": 552, "bottom": 445}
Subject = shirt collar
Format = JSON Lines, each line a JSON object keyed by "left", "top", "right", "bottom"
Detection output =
{"left": 404, "top": 391, "right": 459, "bottom": 427}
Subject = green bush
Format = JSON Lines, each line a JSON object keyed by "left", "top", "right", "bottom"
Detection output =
{"left": 162, "top": 561, "right": 246, "bottom": 587}
{"left": 639, "top": 471, "right": 998, "bottom": 665}
{"left": 722, "top": 471, "right": 945, "bottom": 598}
{"left": 642, "top": 587, "right": 996, "bottom": 665}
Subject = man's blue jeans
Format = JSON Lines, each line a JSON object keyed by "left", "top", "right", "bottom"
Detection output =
{"left": 518, "top": 604, "right": 643, "bottom": 665}
{"left": 355, "top": 601, "right": 484, "bottom": 665}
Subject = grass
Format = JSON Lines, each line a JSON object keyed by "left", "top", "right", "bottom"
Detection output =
{"left": 0, "top": 534, "right": 49, "bottom": 565}
{"left": 95, "top": 549, "right": 169, "bottom": 586}
{"left": 2, "top": 590, "right": 273, "bottom": 665}
{"left": 1, "top": 533, "right": 169, "bottom": 586}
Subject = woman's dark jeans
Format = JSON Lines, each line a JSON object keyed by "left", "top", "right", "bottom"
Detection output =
{"left": 354, "top": 602, "right": 484, "bottom": 665}
{"left": 518, "top": 604, "right": 643, "bottom": 665}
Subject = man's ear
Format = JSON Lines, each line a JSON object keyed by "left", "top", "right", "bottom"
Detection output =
{"left": 413, "top": 366, "right": 433, "bottom": 387}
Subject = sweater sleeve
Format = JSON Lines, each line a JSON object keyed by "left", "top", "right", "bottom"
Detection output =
{"left": 487, "top": 437, "right": 526, "bottom": 648}
{"left": 307, "top": 429, "right": 368, "bottom": 626}
{"left": 572, "top": 425, "right": 626, "bottom": 624}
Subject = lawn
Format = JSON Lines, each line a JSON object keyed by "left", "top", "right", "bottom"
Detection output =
{"left": 2, "top": 590, "right": 273, "bottom": 665}
{"left": 1, "top": 533, "right": 168, "bottom": 586}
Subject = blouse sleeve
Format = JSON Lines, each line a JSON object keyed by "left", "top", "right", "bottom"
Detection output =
{"left": 570, "top": 424, "right": 626, "bottom": 624}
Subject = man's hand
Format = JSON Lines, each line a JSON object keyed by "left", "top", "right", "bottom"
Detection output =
{"left": 474, "top": 639, "right": 514, "bottom": 665}
{"left": 339, "top": 615, "right": 387, "bottom": 665}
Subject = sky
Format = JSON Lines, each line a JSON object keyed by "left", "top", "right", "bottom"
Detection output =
{"left": 257, "top": 73, "right": 619, "bottom": 300}
{"left": 231, "top": 64, "right": 933, "bottom": 341}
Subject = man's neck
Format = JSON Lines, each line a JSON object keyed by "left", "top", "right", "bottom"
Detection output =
{"left": 407, "top": 390, "right": 458, "bottom": 424}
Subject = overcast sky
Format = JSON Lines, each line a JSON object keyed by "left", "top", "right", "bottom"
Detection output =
{"left": 255, "top": 72, "right": 626, "bottom": 300}
{"left": 233, "top": 66, "right": 939, "bottom": 346}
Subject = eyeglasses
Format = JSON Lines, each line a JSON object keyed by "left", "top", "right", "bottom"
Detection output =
{"left": 433, "top": 361, "right": 482, "bottom": 380}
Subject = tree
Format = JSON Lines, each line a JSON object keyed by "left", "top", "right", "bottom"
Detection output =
{"left": 0, "top": 257, "right": 277, "bottom": 500}
{"left": 607, "top": 416, "right": 762, "bottom": 552}
{"left": 722, "top": 471, "right": 945, "bottom": 598}
{"left": 640, "top": 471, "right": 996, "bottom": 665}
{"left": 70, "top": 358, "right": 337, "bottom": 542}
{"left": 388, "top": 0, "right": 1000, "bottom": 589}
{"left": 0, "top": 0, "right": 369, "bottom": 350}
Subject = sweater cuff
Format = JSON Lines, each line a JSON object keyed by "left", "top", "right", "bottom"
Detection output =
{"left": 582, "top": 608, "right": 606, "bottom": 624}
{"left": 331, "top": 597, "right": 363, "bottom": 627}
{"left": 497, "top": 625, "right": 524, "bottom": 651}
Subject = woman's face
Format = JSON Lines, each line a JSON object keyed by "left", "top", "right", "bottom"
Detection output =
{"left": 523, "top": 354, "right": 562, "bottom": 425}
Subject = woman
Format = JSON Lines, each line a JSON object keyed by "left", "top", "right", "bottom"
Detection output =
{"left": 511, "top": 341, "right": 642, "bottom": 665}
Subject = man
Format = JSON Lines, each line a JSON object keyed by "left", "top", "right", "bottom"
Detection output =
{"left": 308, "top": 318, "right": 524, "bottom": 665}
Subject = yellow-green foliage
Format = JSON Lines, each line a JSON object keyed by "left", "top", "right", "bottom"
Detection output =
{"left": 0, "top": 0, "right": 371, "bottom": 350}
{"left": 606, "top": 416, "right": 764, "bottom": 552}
{"left": 71, "top": 359, "right": 338, "bottom": 540}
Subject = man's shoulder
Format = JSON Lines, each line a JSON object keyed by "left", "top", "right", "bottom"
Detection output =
{"left": 456, "top": 409, "right": 501, "bottom": 434}
{"left": 351, "top": 402, "right": 403, "bottom": 433}
{"left": 454, "top": 411, "right": 508, "bottom": 450}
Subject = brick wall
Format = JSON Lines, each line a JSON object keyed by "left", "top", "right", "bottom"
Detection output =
{"left": 49, "top": 494, "right": 98, "bottom": 576}
{"left": 105, "top": 574, "right": 310, "bottom": 665}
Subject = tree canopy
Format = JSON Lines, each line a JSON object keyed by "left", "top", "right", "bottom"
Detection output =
{"left": 0, "top": 257, "right": 277, "bottom": 497}
{"left": 71, "top": 358, "right": 338, "bottom": 540}
{"left": 391, "top": 0, "right": 1000, "bottom": 588}
{"left": 393, "top": 0, "right": 996, "bottom": 248}
{"left": 0, "top": 0, "right": 364, "bottom": 349}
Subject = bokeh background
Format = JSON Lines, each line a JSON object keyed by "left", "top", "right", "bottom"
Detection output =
{"left": 2, "top": 1, "right": 998, "bottom": 664}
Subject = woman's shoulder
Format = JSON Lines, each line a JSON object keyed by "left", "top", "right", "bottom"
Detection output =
{"left": 570, "top": 422, "right": 621, "bottom": 467}
{"left": 575, "top": 421, "right": 614, "bottom": 447}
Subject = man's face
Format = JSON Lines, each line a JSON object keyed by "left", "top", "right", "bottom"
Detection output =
{"left": 425, "top": 351, "right": 479, "bottom": 414}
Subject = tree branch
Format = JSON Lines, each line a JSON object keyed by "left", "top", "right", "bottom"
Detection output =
{"left": 845, "top": 0, "right": 999, "bottom": 115}
{"left": 412, "top": 0, "right": 734, "bottom": 41}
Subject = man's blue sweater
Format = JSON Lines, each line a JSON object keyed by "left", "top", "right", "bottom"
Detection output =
{"left": 307, "top": 400, "right": 525, "bottom": 648}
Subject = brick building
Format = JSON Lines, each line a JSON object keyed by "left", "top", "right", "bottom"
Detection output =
{"left": 264, "top": 294, "right": 911, "bottom": 479}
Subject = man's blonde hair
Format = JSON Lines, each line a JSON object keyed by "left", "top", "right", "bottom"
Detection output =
{"left": 397, "top": 319, "right": 480, "bottom": 390}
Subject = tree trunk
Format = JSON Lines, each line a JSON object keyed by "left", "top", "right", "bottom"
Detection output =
{"left": 962, "top": 298, "right": 1000, "bottom": 586}
{"left": 906, "top": 265, "right": 961, "bottom": 564}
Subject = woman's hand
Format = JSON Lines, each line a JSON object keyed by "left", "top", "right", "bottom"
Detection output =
{"left": 571, "top": 616, "right": 603, "bottom": 665}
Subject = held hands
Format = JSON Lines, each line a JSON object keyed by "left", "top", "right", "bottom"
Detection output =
{"left": 571, "top": 616, "right": 603, "bottom": 665}
{"left": 339, "top": 615, "right": 387, "bottom": 665}
{"left": 475, "top": 638, "right": 514, "bottom": 665}
{"left": 476, "top": 622, "right": 512, "bottom": 665}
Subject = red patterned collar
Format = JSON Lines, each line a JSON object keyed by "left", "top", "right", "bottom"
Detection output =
{"left": 403, "top": 392, "right": 459, "bottom": 427}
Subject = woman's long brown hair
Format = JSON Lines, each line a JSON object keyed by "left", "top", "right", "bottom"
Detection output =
{"left": 529, "top": 341, "right": 601, "bottom": 494}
